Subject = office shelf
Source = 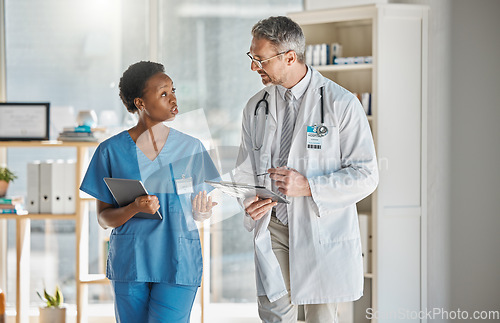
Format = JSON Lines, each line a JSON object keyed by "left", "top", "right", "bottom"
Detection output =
{"left": 0, "top": 140, "right": 100, "bottom": 323}
{"left": 313, "top": 63, "right": 373, "bottom": 72}
{"left": 0, "top": 213, "right": 77, "bottom": 220}
{"left": 289, "top": 3, "right": 428, "bottom": 322}
{"left": 79, "top": 274, "right": 109, "bottom": 285}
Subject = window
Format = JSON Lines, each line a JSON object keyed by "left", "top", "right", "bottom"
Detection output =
{"left": 2, "top": 0, "right": 302, "bottom": 319}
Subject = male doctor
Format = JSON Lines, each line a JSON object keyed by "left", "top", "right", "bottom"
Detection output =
{"left": 236, "top": 16, "right": 379, "bottom": 322}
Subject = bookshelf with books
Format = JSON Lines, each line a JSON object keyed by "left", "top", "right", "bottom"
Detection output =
{"left": 289, "top": 4, "right": 428, "bottom": 322}
{"left": 0, "top": 140, "right": 105, "bottom": 323}
{"left": 0, "top": 196, "right": 26, "bottom": 215}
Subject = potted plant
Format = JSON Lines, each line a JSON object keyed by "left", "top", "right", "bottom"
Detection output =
{"left": 0, "top": 166, "right": 17, "bottom": 197}
{"left": 37, "top": 286, "right": 66, "bottom": 323}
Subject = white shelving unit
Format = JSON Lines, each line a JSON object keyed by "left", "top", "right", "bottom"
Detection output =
{"left": 0, "top": 140, "right": 105, "bottom": 323}
{"left": 289, "top": 4, "right": 428, "bottom": 322}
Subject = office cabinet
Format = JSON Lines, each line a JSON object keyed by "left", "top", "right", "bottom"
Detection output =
{"left": 0, "top": 141, "right": 105, "bottom": 323}
{"left": 289, "top": 4, "right": 428, "bottom": 322}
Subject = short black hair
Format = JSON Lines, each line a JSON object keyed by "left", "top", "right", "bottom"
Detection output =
{"left": 119, "top": 61, "right": 165, "bottom": 113}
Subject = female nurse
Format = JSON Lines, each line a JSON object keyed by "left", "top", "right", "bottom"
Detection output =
{"left": 80, "top": 61, "right": 220, "bottom": 322}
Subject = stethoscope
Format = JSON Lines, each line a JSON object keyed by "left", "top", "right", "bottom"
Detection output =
{"left": 252, "top": 86, "right": 328, "bottom": 151}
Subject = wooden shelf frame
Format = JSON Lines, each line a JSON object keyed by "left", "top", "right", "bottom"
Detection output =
{"left": 0, "top": 141, "right": 99, "bottom": 323}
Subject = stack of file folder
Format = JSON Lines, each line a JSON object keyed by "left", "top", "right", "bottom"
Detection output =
{"left": 57, "top": 125, "right": 105, "bottom": 142}
{"left": 0, "top": 196, "right": 27, "bottom": 215}
{"left": 26, "top": 160, "right": 76, "bottom": 214}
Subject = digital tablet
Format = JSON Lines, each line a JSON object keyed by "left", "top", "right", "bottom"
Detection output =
{"left": 205, "top": 180, "right": 290, "bottom": 204}
{"left": 103, "top": 178, "right": 162, "bottom": 220}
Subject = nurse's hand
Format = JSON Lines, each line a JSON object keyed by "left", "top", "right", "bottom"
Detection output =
{"left": 268, "top": 167, "right": 312, "bottom": 197}
{"left": 192, "top": 190, "right": 218, "bottom": 221}
{"left": 134, "top": 195, "right": 160, "bottom": 214}
{"left": 244, "top": 196, "right": 277, "bottom": 221}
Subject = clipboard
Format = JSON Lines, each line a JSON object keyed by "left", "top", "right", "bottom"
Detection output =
{"left": 205, "top": 180, "right": 290, "bottom": 204}
{"left": 103, "top": 178, "right": 163, "bottom": 220}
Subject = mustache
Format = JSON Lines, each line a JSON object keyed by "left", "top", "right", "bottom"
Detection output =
{"left": 259, "top": 70, "right": 270, "bottom": 78}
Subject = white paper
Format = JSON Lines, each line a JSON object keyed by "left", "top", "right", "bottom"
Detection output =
{"left": 0, "top": 105, "right": 47, "bottom": 138}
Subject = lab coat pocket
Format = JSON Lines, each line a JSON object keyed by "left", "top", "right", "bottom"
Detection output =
{"left": 315, "top": 207, "right": 359, "bottom": 244}
{"left": 175, "top": 237, "right": 203, "bottom": 286}
{"left": 107, "top": 234, "right": 137, "bottom": 281}
{"left": 304, "top": 125, "right": 341, "bottom": 176}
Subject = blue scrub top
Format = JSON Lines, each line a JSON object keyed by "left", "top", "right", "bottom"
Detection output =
{"left": 80, "top": 129, "right": 220, "bottom": 286}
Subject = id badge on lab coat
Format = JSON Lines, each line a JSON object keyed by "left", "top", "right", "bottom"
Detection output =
{"left": 306, "top": 126, "right": 322, "bottom": 150}
{"left": 175, "top": 176, "right": 194, "bottom": 195}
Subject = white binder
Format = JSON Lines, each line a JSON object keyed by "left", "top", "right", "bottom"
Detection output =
{"left": 358, "top": 214, "right": 372, "bottom": 273}
{"left": 40, "top": 160, "right": 66, "bottom": 214}
{"left": 313, "top": 44, "right": 321, "bottom": 66}
{"left": 52, "top": 160, "right": 66, "bottom": 214}
{"left": 361, "top": 92, "right": 371, "bottom": 115}
{"left": 26, "top": 161, "right": 40, "bottom": 213}
{"left": 40, "top": 161, "right": 53, "bottom": 213}
{"left": 64, "top": 160, "right": 76, "bottom": 214}
{"left": 320, "top": 43, "right": 328, "bottom": 65}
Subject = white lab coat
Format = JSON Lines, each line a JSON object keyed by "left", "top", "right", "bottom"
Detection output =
{"left": 235, "top": 67, "right": 379, "bottom": 304}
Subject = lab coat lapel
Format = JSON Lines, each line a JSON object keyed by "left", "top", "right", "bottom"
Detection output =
{"left": 267, "top": 87, "right": 277, "bottom": 124}
{"left": 252, "top": 89, "right": 288, "bottom": 301}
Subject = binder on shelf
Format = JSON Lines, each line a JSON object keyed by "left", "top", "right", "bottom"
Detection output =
{"left": 358, "top": 213, "right": 371, "bottom": 274}
{"left": 52, "top": 160, "right": 66, "bottom": 214}
{"left": 354, "top": 92, "right": 372, "bottom": 116}
{"left": 320, "top": 43, "right": 329, "bottom": 65}
{"left": 39, "top": 161, "right": 52, "bottom": 213}
{"left": 361, "top": 92, "right": 371, "bottom": 115}
{"left": 40, "top": 160, "right": 66, "bottom": 214}
{"left": 331, "top": 43, "right": 342, "bottom": 62}
{"left": 26, "top": 161, "right": 40, "bottom": 213}
{"left": 313, "top": 44, "right": 321, "bottom": 66}
{"left": 64, "top": 160, "right": 76, "bottom": 214}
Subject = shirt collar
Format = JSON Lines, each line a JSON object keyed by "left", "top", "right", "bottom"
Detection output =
{"left": 277, "top": 65, "right": 312, "bottom": 101}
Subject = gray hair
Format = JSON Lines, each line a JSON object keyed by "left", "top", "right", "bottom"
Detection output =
{"left": 251, "top": 16, "right": 306, "bottom": 63}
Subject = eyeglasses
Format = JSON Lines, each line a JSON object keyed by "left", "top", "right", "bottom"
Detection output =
{"left": 246, "top": 51, "right": 288, "bottom": 69}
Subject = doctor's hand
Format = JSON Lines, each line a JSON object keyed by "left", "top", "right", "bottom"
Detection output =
{"left": 192, "top": 190, "right": 218, "bottom": 221}
{"left": 244, "top": 196, "right": 277, "bottom": 221}
{"left": 134, "top": 195, "right": 160, "bottom": 215}
{"left": 268, "top": 167, "right": 312, "bottom": 197}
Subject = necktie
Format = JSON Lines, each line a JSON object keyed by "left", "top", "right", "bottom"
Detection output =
{"left": 275, "top": 89, "right": 295, "bottom": 225}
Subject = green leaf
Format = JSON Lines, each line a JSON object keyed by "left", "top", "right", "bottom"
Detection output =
{"left": 44, "top": 289, "right": 56, "bottom": 307}
{"left": 36, "top": 291, "right": 45, "bottom": 302}
{"left": 37, "top": 284, "right": 64, "bottom": 308}
{"left": 0, "top": 167, "right": 17, "bottom": 183}
{"left": 55, "top": 285, "right": 63, "bottom": 306}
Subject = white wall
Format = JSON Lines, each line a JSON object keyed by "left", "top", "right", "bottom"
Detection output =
{"left": 449, "top": 0, "right": 500, "bottom": 320}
